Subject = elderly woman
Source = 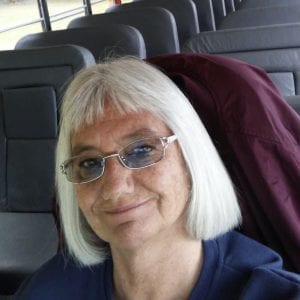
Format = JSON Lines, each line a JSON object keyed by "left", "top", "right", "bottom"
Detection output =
{"left": 17, "top": 56, "right": 300, "bottom": 299}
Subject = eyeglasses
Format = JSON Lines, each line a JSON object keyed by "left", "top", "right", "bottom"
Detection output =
{"left": 60, "top": 135, "right": 177, "bottom": 184}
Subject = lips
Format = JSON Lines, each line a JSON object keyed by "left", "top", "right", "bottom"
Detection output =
{"left": 104, "top": 199, "right": 152, "bottom": 215}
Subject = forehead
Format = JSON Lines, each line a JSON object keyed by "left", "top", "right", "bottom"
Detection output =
{"left": 71, "top": 106, "right": 171, "bottom": 153}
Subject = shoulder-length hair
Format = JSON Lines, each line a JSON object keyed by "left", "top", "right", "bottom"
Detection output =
{"left": 56, "top": 57, "right": 241, "bottom": 266}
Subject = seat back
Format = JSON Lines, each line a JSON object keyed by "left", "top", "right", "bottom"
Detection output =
{"left": 192, "top": 0, "right": 216, "bottom": 31}
{"left": 219, "top": 4, "right": 300, "bottom": 29}
{"left": 234, "top": 0, "right": 242, "bottom": 8}
{"left": 148, "top": 53, "right": 300, "bottom": 272}
{"left": 220, "top": 49, "right": 300, "bottom": 99}
{"left": 68, "top": 7, "right": 179, "bottom": 57}
{"left": 184, "top": 23, "right": 300, "bottom": 54}
{"left": 0, "top": 45, "right": 95, "bottom": 295}
{"left": 285, "top": 96, "right": 300, "bottom": 115}
{"left": 107, "top": 0, "right": 199, "bottom": 48}
{"left": 183, "top": 24, "right": 300, "bottom": 103}
{"left": 238, "top": 0, "right": 300, "bottom": 10}
{"left": 15, "top": 24, "right": 146, "bottom": 60}
{"left": 211, "top": 0, "right": 227, "bottom": 26}
{"left": 224, "top": 0, "right": 236, "bottom": 13}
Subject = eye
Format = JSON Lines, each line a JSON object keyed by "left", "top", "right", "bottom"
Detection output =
{"left": 74, "top": 156, "right": 104, "bottom": 181}
{"left": 79, "top": 157, "right": 103, "bottom": 169}
{"left": 121, "top": 139, "right": 162, "bottom": 168}
{"left": 127, "top": 143, "right": 154, "bottom": 157}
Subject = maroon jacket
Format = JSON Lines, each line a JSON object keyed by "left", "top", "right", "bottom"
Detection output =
{"left": 148, "top": 53, "right": 300, "bottom": 272}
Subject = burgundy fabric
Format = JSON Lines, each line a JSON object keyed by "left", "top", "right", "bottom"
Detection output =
{"left": 148, "top": 53, "right": 300, "bottom": 272}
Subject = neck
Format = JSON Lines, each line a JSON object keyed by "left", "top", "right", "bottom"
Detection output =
{"left": 111, "top": 233, "right": 203, "bottom": 300}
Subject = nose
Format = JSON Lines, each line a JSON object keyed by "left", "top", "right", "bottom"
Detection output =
{"left": 99, "top": 155, "right": 134, "bottom": 200}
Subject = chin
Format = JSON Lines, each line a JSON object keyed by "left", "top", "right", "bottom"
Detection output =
{"left": 110, "top": 219, "right": 158, "bottom": 251}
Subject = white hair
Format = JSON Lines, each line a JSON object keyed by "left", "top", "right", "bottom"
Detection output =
{"left": 56, "top": 57, "right": 241, "bottom": 266}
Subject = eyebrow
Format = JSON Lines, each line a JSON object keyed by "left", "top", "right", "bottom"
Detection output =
{"left": 71, "top": 128, "right": 160, "bottom": 156}
{"left": 71, "top": 145, "right": 98, "bottom": 157}
{"left": 122, "top": 128, "right": 159, "bottom": 141}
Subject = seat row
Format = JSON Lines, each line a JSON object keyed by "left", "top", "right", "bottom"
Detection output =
{"left": 13, "top": 0, "right": 300, "bottom": 113}
{"left": 0, "top": 45, "right": 95, "bottom": 297}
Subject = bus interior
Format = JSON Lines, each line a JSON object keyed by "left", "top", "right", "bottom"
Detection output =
{"left": 0, "top": 0, "right": 300, "bottom": 298}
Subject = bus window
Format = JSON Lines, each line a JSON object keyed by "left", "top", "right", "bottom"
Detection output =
{"left": 0, "top": 0, "right": 133, "bottom": 51}
{"left": 0, "top": 0, "right": 42, "bottom": 50}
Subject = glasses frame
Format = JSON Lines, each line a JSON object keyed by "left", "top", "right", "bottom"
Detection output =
{"left": 60, "top": 135, "right": 177, "bottom": 184}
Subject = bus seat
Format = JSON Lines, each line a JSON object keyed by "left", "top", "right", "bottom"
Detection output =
{"left": 220, "top": 49, "right": 300, "bottom": 100}
{"left": 234, "top": 0, "right": 242, "bottom": 9}
{"left": 68, "top": 7, "right": 178, "bottom": 58}
{"left": 107, "top": 0, "right": 199, "bottom": 49}
{"left": 183, "top": 24, "right": 300, "bottom": 103}
{"left": 15, "top": 24, "right": 146, "bottom": 60}
{"left": 191, "top": 0, "right": 216, "bottom": 31}
{"left": 224, "top": 0, "right": 236, "bottom": 13}
{"left": 148, "top": 53, "right": 300, "bottom": 273}
{"left": 218, "top": 5, "right": 300, "bottom": 29}
{"left": 285, "top": 96, "right": 300, "bottom": 115}
{"left": 183, "top": 23, "right": 300, "bottom": 54}
{"left": 0, "top": 45, "right": 95, "bottom": 296}
{"left": 237, "top": 0, "right": 300, "bottom": 10}
{"left": 211, "top": 0, "right": 227, "bottom": 27}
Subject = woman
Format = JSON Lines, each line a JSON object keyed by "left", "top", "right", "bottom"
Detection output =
{"left": 17, "top": 56, "right": 300, "bottom": 299}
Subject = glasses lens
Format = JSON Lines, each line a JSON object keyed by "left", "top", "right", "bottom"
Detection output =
{"left": 120, "top": 137, "right": 164, "bottom": 168}
{"left": 65, "top": 155, "right": 104, "bottom": 183}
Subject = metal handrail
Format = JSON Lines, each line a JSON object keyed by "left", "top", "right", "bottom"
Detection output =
{"left": 0, "top": 18, "right": 43, "bottom": 34}
{"left": 90, "top": 0, "right": 105, "bottom": 4}
{"left": 50, "top": 5, "right": 86, "bottom": 19}
{"left": 50, "top": 6, "right": 85, "bottom": 22}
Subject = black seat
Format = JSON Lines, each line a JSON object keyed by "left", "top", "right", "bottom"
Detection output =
{"left": 234, "top": 0, "right": 242, "bottom": 8}
{"left": 0, "top": 45, "right": 95, "bottom": 296}
{"left": 183, "top": 23, "right": 300, "bottom": 109}
{"left": 224, "top": 0, "right": 236, "bottom": 13}
{"left": 68, "top": 7, "right": 179, "bottom": 58}
{"left": 285, "top": 96, "right": 300, "bottom": 114}
{"left": 220, "top": 48, "right": 300, "bottom": 102}
{"left": 189, "top": 0, "right": 216, "bottom": 31}
{"left": 15, "top": 24, "right": 146, "bottom": 60}
{"left": 184, "top": 23, "right": 300, "bottom": 55}
{"left": 107, "top": 0, "right": 199, "bottom": 48}
{"left": 237, "top": 0, "right": 300, "bottom": 10}
{"left": 219, "top": 4, "right": 300, "bottom": 29}
{"left": 211, "top": 0, "right": 227, "bottom": 27}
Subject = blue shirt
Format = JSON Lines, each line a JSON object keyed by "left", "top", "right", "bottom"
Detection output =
{"left": 16, "top": 231, "right": 300, "bottom": 299}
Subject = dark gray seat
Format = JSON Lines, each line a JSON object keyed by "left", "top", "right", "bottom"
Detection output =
{"left": 220, "top": 48, "right": 300, "bottom": 98}
{"left": 0, "top": 45, "right": 95, "bottom": 296}
{"left": 107, "top": 0, "right": 199, "bottom": 48}
{"left": 285, "top": 96, "right": 300, "bottom": 115}
{"left": 224, "top": 0, "right": 236, "bottom": 13}
{"left": 184, "top": 47, "right": 300, "bottom": 111}
{"left": 15, "top": 24, "right": 146, "bottom": 60}
{"left": 183, "top": 24, "right": 300, "bottom": 110}
{"left": 192, "top": 0, "right": 216, "bottom": 31}
{"left": 237, "top": 0, "right": 300, "bottom": 10}
{"left": 234, "top": 0, "right": 242, "bottom": 7}
{"left": 68, "top": 7, "right": 178, "bottom": 57}
{"left": 219, "top": 5, "right": 300, "bottom": 29}
{"left": 184, "top": 23, "right": 300, "bottom": 54}
{"left": 211, "top": 0, "right": 227, "bottom": 26}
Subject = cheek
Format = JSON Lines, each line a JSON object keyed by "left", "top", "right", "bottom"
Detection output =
{"left": 147, "top": 158, "right": 190, "bottom": 212}
{"left": 167, "top": 155, "right": 191, "bottom": 209}
{"left": 75, "top": 185, "right": 96, "bottom": 216}
{"left": 75, "top": 185, "right": 106, "bottom": 235}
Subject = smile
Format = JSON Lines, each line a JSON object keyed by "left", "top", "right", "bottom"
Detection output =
{"left": 105, "top": 199, "right": 152, "bottom": 215}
